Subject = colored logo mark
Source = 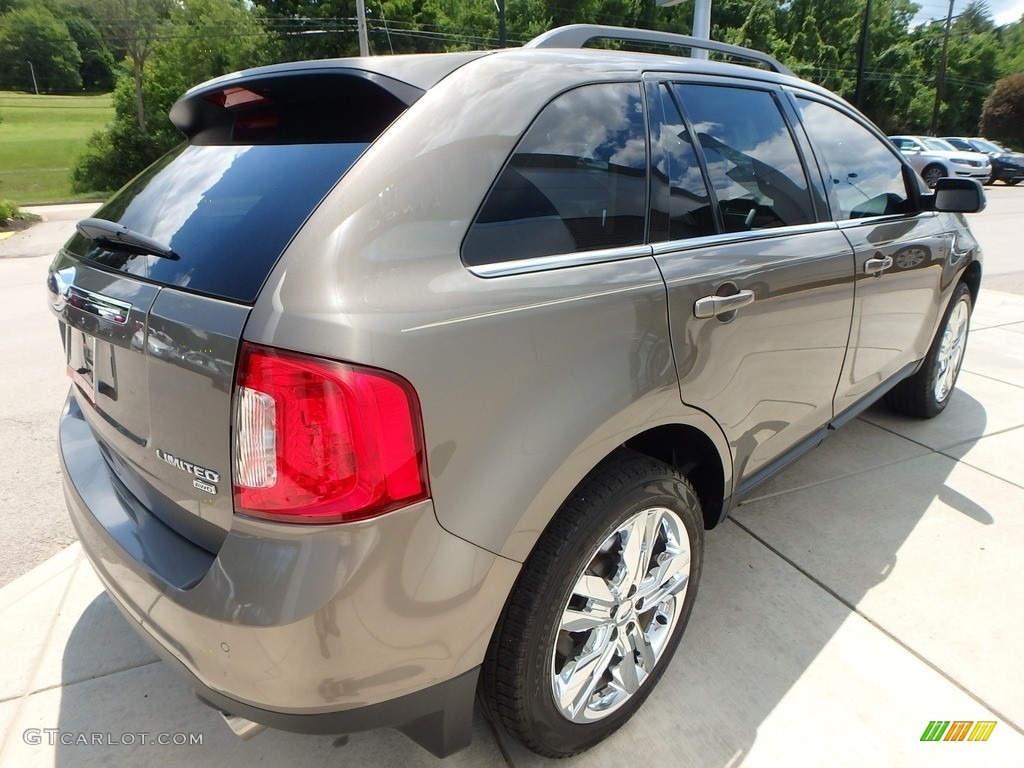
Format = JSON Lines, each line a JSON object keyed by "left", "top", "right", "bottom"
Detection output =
{"left": 921, "top": 720, "right": 997, "bottom": 742}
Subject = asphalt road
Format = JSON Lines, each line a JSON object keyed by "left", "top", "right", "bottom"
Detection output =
{"left": 969, "top": 185, "right": 1024, "bottom": 294}
{"left": 0, "top": 190, "right": 1021, "bottom": 588}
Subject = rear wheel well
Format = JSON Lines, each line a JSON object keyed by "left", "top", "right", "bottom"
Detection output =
{"left": 624, "top": 425, "right": 725, "bottom": 529}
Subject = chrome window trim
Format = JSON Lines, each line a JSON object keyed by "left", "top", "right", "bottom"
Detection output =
{"left": 650, "top": 220, "right": 840, "bottom": 256}
{"left": 836, "top": 212, "right": 935, "bottom": 230}
{"left": 468, "top": 244, "right": 654, "bottom": 278}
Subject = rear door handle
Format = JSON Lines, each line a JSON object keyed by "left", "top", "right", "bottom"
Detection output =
{"left": 864, "top": 255, "right": 893, "bottom": 275}
{"left": 694, "top": 290, "right": 755, "bottom": 319}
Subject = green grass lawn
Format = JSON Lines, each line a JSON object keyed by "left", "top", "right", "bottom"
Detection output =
{"left": 0, "top": 91, "right": 113, "bottom": 205}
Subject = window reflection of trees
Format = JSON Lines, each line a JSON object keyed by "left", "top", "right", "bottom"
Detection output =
{"left": 465, "top": 83, "right": 648, "bottom": 264}
{"left": 796, "top": 99, "right": 910, "bottom": 219}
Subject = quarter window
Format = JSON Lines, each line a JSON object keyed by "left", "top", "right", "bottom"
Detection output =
{"left": 797, "top": 98, "right": 912, "bottom": 219}
{"left": 673, "top": 84, "right": 816, "bottom": 232}
{"left": 463, "top": 83, "right": 647, "bottom": 266}
{"left": 648, "top": 84, "right": 715, "bottom": 243}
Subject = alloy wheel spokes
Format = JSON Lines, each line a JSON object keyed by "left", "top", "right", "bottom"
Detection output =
{"left": 551, "top": 506, "right": 692, "bottom": 723}
{"left": 935, "top": 299, "right": 969, "bottom": 403}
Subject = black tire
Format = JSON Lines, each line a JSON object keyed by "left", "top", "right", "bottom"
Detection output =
{"left": 481, "top": 452, "right": 704, "bottom": 758}
{"left": 885, "top": 282, "right": 971, "bottom": 418}
{"left": 922, "top": 164, "right": 946, "bottom": 189}
{"left": 1008, "top": 178, "right": 1022, "bottom": 186}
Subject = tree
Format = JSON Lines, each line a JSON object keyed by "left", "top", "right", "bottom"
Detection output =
{"left": 73, "top": 0, "right": 272, "bottom": 193}
{"left": 252, "top": 0, "right": 359, "bottom": 60}
{"left": 0, "top": 6, "right": 82, "bottom": 92}
{"left": 980, "top": 72, "right": 1024, "bottom": 147}
{"left": 92, "top": 0, "right": 175, "bottom": 133}
{"left": 998, "top": 17, "right": 1024, "bottom": 75}
{"left": 64, "top": 6, "right": 118, "bottom": 92}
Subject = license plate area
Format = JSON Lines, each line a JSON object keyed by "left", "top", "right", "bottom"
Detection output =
{"left": 66, "top": 328, "right": 98, "bottom": 405}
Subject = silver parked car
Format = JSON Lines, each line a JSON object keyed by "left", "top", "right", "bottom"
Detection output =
{"left": 889, "top": 134, "right": 991, "bottom": 187}
{"left": 48, "top": 25, "right": 984, "bottom": 759}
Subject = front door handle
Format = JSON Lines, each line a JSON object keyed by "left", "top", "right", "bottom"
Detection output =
{"left": 694, "top": 290, "right": 755, "bottom": 319}
{"left": 864, "top": 255, "right": 894, "bottom": 275}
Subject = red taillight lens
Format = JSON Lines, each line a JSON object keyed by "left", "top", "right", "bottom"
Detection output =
{"left": 232, "top": 343, "right": 429, "bottom": 523}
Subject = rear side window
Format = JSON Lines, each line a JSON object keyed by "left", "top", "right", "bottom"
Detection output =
{"left": 673, "top": 84, "right": 815, "bottom": 232}
{"left": 463, "top": 83, "right": 647, "bottom": 266}
{"left": 796, "top": 98, "right": 911, "bottom": 219}
{"left": 65, "top": 75, "right": 410, "bottom": 303}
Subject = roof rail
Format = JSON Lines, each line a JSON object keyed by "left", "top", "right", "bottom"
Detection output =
{"left": 524, "top": 24, "right": 794, "bottom": 77}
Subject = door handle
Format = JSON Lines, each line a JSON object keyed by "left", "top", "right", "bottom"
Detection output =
{"left": 864, "top": 255, "right": 893, "bottom": 275}
{"left": 694, "top": 290, "right": 755, "bottom": 319}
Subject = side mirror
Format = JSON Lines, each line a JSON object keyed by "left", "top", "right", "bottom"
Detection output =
{"left": 928, "top": 177, "right": 986, "bottom": 213}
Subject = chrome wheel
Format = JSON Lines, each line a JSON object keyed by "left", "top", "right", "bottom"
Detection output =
{"left": 551, "top": 506, "right": 690, "bottom": 723}
{"left": 482, "top": 454, "right": 703, "bottom": 757}
{"left": 933, "top": 294, "right": 969, "bottom": 403}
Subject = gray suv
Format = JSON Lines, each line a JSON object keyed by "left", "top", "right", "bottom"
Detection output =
{"left": 47, "top": 25, "right": 984, "bottom": 759}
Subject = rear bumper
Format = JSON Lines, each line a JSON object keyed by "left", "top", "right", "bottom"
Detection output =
{"left": 111, "top": 593, "right": 480, "bottom": 757}
{"left": 59, "top": 392, "right": 519, "bottom": 756}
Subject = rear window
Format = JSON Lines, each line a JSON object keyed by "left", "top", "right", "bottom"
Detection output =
{"left": 65, "top": 74, "right": 412, "bottom": 303}
{"left": 65, "top": 143, "right": 366, "bottom": 303}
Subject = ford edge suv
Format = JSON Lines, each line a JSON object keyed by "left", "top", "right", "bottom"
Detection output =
{"left": 48, "top": 24, "right": 985, "bottom": 759}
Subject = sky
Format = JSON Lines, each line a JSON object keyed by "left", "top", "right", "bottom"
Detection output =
{"left": 910, "top": 0, "right": 1024, "bottom": 26}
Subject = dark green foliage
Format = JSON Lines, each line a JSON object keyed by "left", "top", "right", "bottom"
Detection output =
{"left": 70, "top": 74, "right": 177, "bottom": 193}
{"left": 38, "top": 0, "right": 1024, "bottom": 193}
{"left": 0, "top": 6, "right": 82, "bottom": 92}
{"left": 65, "top": 12, "right": 117, "bottom": 91}
{"left": 980, "top": 72, "right": 1024, "bottom": 147}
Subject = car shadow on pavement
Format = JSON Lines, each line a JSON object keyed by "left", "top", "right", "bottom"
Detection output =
{"left": 496, "top": 387, "right": 1021, "bottom": 766}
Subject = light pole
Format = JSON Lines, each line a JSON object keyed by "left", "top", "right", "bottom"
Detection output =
{"left": 28, "top": 61, "right": 39, "bottom": 95}
{"left": 854, "top": 0, "right": 873, "bottom": 110}
{"left": 356, "top": 0, "right": 370, "bottom": 55}
{"left": 656, "top": 0, "right": 711, "bottom": 60}
{"left": 494, "top": 0, "right": 506, "bottom": 47}
{"left": 930, "top": 0, "right": 956, "bottom": 135}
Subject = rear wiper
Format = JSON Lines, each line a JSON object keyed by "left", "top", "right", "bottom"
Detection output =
{"left": 76, "top": 218, "right": 179, "bottom": 261}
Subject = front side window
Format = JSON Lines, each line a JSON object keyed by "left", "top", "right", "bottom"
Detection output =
{"left": 463, "top": 83, "right": 647, "bottom": 266}
{"left": 673, "top": 84, "right": 816, "bottom": 232}
{"left": 797, "top": 98, "right": 912, "bottom": 219}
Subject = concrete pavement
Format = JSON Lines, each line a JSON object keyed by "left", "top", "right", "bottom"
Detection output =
{"left": 0, "top": 204, "right": 100, "bottom": 588}
{"left": 1, "top": 205, "right": 1022, "bottom": 766}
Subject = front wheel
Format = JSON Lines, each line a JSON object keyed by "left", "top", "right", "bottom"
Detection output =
{"left": 885, "top": 281, "right": 971, "bottom": 418}
{"left": 481, "top": 453, "right": 704, "bottom": 758}
{"left": 1008, "top": 178, "right": 1022, "bottom": 186}
{"left": 922, "top": 164, "right": 946, "bottom": 189}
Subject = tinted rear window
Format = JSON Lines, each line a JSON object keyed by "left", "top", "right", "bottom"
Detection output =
{"left": 65, "top": 142, "right": 367, "bottom": 303}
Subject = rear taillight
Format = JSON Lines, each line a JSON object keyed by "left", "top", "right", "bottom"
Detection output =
{"left": 232, "top": 342, "right": 429, "bottom": 523}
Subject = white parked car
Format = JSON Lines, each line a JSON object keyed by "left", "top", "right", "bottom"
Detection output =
{"left": 889, "top": 135, "right": 991, "bottom": 188}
